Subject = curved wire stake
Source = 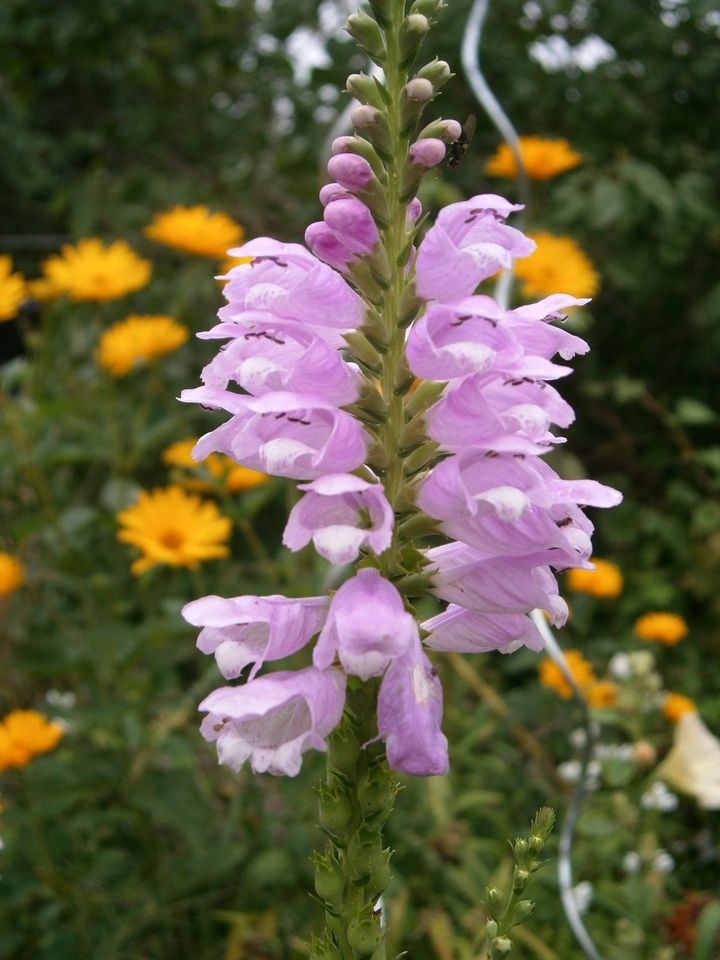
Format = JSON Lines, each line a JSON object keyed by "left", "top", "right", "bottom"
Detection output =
{"left": 531, "top": 609, "right": 605, "bottom": 960}
{"left": 460, "top": 0, "right": 531, "bottom": 310}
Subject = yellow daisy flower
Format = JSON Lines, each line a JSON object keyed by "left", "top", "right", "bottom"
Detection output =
{"left": 25, "top": 275, "right": 62, "bottom": 302}
{"left": 0, "top": 710, "right": 63, "bottom": 770}
{"left": 116, "top": 485, "right": 232, "bottom": 575}
{"left": 539, "top": 649, "right": 595, "bottom": 700}
{"left": 587, "top": 680, "right": 619, "bottom": 709}
{"left": 0, "top": 552, "right": 25, "bottom": 596}
{"left": 163, "top": 438, "right": 269, "bottom": 493}
{"left": 0, "top": 256, "right": 25, "bottom": 322}
{"left": 567, "top": 559, "right": 623, "bottom": 598}
{"left": 633, "top": 612, "right": 688, "bottom": 646}
{"left": 145, "top": 205, "right": 245, "bottom": 258}
{"left": 663, "top": 692, "right": 697, "bottom": 725}
{"left": 96, "top": 315, "right": 188, "bottom": 377}
{"left": 485, "top": 136, "right": 583, "bottom": 181}
{"left": 42, "top": 239, "right": 152, "bottom": 302}
{"left": 514, "top": 232, "right": 599, "bottom": 299}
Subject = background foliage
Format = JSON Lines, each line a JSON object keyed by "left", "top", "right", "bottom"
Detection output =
{"left": 1, "top": 0, "right": 719, "bottom": 957}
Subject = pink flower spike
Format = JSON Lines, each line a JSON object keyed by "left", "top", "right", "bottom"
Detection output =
{"left": 183, "top": 593, "right": 328, "bottom": 680}
{"left": 409, "top": 138, "right": 446, "bottom": 168}
{"left": 327, "top": 154, "right": 377, "bottom": 193}
{"left": 377, "top": 634, "right": 449, "bottom": 776}
{"left": 314, "top": 568, "right": 415, "bottom": 681}
{"left": 323, "top": 198, "right": 379, "bottom": 255}
{"left": 423, "top": 605, "right": 544, "bottom": 654}
{"left": 199, "top": 667, "right": 346, "bottom": 776}
{"left": 283, "top": 474, "right": 394, "bottom": 564}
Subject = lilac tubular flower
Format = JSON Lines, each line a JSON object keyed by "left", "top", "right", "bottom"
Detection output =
{"left": 199, "top": 667, "right": 345, "bottom": 776}
{"left": 314, "top": 568, "right": 415, "bottom": 681}
{"left": 506, "top": 294, "right": 591, "bottom": 360}
{"left": 323, "top": 198, "right": 380, "bottom": 255}
{"left": 183, "top": 594, "right": 328, "bottom": 680}
{"left": 377, "top": 635, "right": 448, "bottom": 776}
{"left": 319, "top": 183, "right": 354, "bottom": 206}
{"left": 426, "top": 541, "right": 569, "bottom": 625}
{"left": 199, "top": 318, "right": 360, "bottom": 405}
{"left": 283, "top": 474, "right": 394, "bottom": 564}
{"left": 414, "top": 195, "right": 535, "bottom": 303}
{"left": 187, "top": 390, "right": 368, "bottom": 480}
{"left": 423, "top": 604, "right": 544, "bottom": 654}
{"left": 408, "top": 138, "right": 447, "bottom": 168}
{"left": 305, "top": 221, "right": 355, "bottom": 272}
{"left": 406, "top": 297, "right": 521, "bottom": 380}
{"left": 219, "top": 238, "right": 363, "bottom": 335}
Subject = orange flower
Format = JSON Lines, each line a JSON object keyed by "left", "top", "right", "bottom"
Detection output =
{"left": 663, "top": 693, "right": 697, "bottom": 725}
{"left": 539, "top": 650, "right": 595, "bottom": 700}
{"left": 162, "top": 439, "right": 269, "bottom": 493}
{"left": 567, "top": 559, "right": 623, "bottom": 598}
{"left": 587, "top": 680, "right": 619, "bottom": 709}
{"left": 0, "top": 552, "right": 25, "bottom": 596}
{"left": 0, "top": 710, "right": 63, "bottom": 770}
{"left": 634, "top": 612, "right": 688, "bottom": 646}
{"left": 485, "top": 136, "right": 582, "bottom": 181}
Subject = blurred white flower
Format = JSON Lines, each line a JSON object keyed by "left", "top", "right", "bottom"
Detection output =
{"left": 622, "top": 851, "right": 641, "bottom": 874}
{"left": 609, "top": 653, "right": 631, "bottom": 680}
{"left": 641, "top": 780, "right": 679, "bottom": 812}
{"left": 653, "top": 850, "right": 675, "bottom": 874}
{"left": 570, "top": 727, "right": 587, "bottom": 749}
{"left": 559, "top": 760, "right": 581, "bottom": 783}
{"left": 572, "top": 881, "right": 594, "bottom": 914}
{"left": 657, "top": 712, "right": 720, "bottom": 810}
{"left": 45, "top": 690, "right": 77, "bottom": 710}
{"left": 628, "top": 651, "right": 655, "bottom": 676}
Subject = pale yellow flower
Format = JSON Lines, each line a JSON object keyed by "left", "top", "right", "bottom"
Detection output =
{"left": 116, "top": 485, "right": 232, "bottom": 575}
{"left": 42, "top": 239, "right": 152, "bottom": 302}
{"left": 0, "top": 256, "right": 25, "bottom": 322}
{"left": 567, "top": 559, "right": 623, "bottom": 598}
{"left": 96, "top": 315, "right": 188, "bottom": 377}
{"left": 514, "top": 232, "right": 599, "bottom": 299}
{"left": 0, "top": 710, "right": 63, "bottom": 770}
{"left": 634, "top": 612, "right": 688, "bottom": 646}
{"left": 485, "top": 136, "right": 583, "bottom": 181}
{"left": 145, "top": 205, "right": 245, "bottom": 258}
{"left": 0, "top": 552, "right": 25, "bottom": 596}
{"left": 657, "top": 711, "right": 720, "bottom": 809}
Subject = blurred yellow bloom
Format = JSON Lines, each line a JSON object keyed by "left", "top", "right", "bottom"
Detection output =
{"left": 539, "top": 649, "right": 595, "bottom": 700}
{"left": 485, "top": 136, "right": 583, "bottom": 181}
{"left": 145, "top": 205, "right": 245, "bottom": 258}
{"left": 514, "top": 232, "right": 599, "bottom": 299}
{"left": 0, "top": 710, "right": 63, "bottom": 770}
{"left": 163, "top": 438, "right": 269, "bottom": 494}
{"left": 96, "top": 315, "right": 188, "bottom": 377}
{"left": 0, "top": 256, "right": 25, "bottom": 322}
{"left": 587, "top": 680, "right": 619, "bottom": 709}
{"left": 657, "top": 711, "right": 720, "bottom": 809}
{"left": 663, "top": 692, "right": 697, "bottom": 725}
{"left": 0, "top": 552, "right": 25, "bottom": 596}
{"left": 116, "top": 485, "right": 232, "bottom": 575}
{"left": 567, "top": 559, "right": 623, "bottom": 598}
{"left": 42, "top": 239, "right": 152, "bottom": 302}
{"left": 634, "top": 612, "right": 688, "bottom": 646}
{"left": 25, "top": 276, "right": 62, "bottom": 301}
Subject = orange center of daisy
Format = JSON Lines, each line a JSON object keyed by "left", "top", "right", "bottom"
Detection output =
{"left": 159, "top": 529, "right": 185, "bottom": 550}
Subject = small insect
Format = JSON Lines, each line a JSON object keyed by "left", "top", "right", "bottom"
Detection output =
{"left": 445, "top": 114, "right": 476, "bottom": 168}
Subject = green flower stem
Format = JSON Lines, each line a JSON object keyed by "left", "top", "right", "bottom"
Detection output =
{"left": 313, "top": 681, "right": 398, "bottom": 960}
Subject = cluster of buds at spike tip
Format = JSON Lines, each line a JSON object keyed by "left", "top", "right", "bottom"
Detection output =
{"left": 179, "top": 0, "right": 620, "bottom": 955}
{"left": 484, "top": 808, "right": 555, "bottom": 958}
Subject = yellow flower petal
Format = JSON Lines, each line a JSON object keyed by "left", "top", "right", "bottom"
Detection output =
{"left": 0, "top": 710, "right": 63, "bottom": 770}
{"left": 145, "top": 205, "right": 245, "bottom": 258}
{"left": 634, "top": 612, "right": 688, "bottom": 646}
{"left": 567, "top": 559, "right": 623, "bottom": 598}
{"left": 0, "top": 256, "right": 25, "bottom": 322}
{"left": 42, "top": 239, "right": 152, "bottom": 302}
{"left": 96, "top": 315, "right": 188, "bottom": 377}
{"left": 514, "top": 232, "right": 599, "bottom": 299}
{"left": 538, "top": 649, "right": 596, "bottom": 700}
{"left": 0, "top": 552, "right": 25, "bottom": 596}
{"left": 485, "top": 136, "right": 583, "bottom": 181}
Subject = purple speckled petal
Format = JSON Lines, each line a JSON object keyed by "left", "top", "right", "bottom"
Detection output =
{"left": 314, "top": 568, "right": 415, "bottom": 680}
{"left": 377, "top": 634, "right": 448, "bottom": 776}
{"left": 199, "top": 667, "right": 345, "bottom": 776}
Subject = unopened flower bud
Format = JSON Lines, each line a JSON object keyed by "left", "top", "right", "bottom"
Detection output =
{"left": 513, "top": 899, "right": 535, "bottom": 923}
{"left": 487, "top": 887, "right": 505, "bottom": 914}
{"left": 327, "top": 154, "right": 376, "bottom": 193}
{"left": 352, "top": 105, "right": 382, "bottom": 129}
{"left": 417, "top": 58, "right": 452, "bottom": 90}
{"left": 346, "top": 72, "right": 386, "bottom": 109}
{"left": 399, "top": 14, "right": 429, "bottom": 65}
{"left": 346, "top": 13, "right": 386, "bottom": 61}
{"left": 418, "top": 118, "right": 462, "bottom": 142}
{"left": 404, "top": 78, "right": 434, "bottom": 102}
{"left": 331, "top": 136, "right": 386, "bottom": 179}
{"left": 313, "top": 852, "right": 345, "bottom": 907}
{"left": 409, "top": 138, "right": 446, "bottom": 168}
{"left": 347, "top": 905, "right": 382, "bottom": 958}
{"left": 528, "top": 834, "right": 544, "bottom": 855}
{"left": 319, "top": 183, "right": 352, "bottom": 207}
{"left": 347, "top": 825, "right": 378, "bottom": 880}
{"left": 410, "top": 0, "right": 444, "bottom": 16}
{"left": 514, "top": 838, "right": 529, "bottom": 859}
{"left": 318, "top": 782, "right": 353, "bottom": 837}
{"left": 513, "top": 868, "right": 530, "bottom": 893}
{"left": 491, "top": 936, "right": 513, "bottom": 956}
{"left": 485, "top": 920, "right": 498, "bottom": 941}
